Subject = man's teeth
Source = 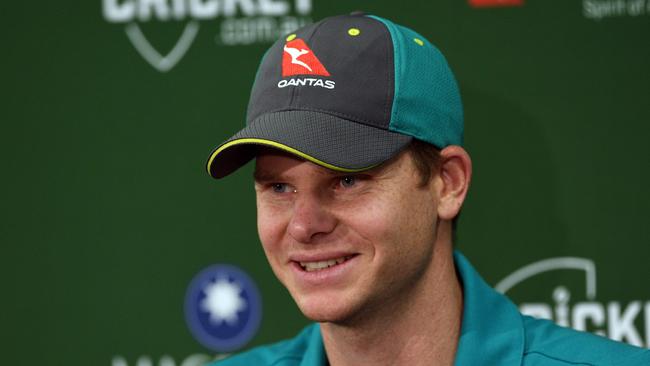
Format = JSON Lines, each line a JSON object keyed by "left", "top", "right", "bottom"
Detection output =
{"left": 300, "top": 256, "right": 351, "bottom": 272}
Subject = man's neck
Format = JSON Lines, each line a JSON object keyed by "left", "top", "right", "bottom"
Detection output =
{"left": 319, "top": 241, "right": 463, "bottom": 366}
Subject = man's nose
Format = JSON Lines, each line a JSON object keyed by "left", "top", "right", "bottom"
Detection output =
{"left": 287, "top": 192, "right": 337, "bottom": 244}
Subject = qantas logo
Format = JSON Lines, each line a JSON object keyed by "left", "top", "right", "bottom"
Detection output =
{"left": 284, "top": 45, "right": 312, "bottom": 72}
{"left": 282, "top": 39, "right": 330, "bottom": 77}
{"left": 279, "top": 38, "right": 334, "bottom": 89}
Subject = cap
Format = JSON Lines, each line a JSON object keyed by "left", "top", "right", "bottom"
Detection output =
{"left": 206, "top": 13, "right": 463, "bottom": 179}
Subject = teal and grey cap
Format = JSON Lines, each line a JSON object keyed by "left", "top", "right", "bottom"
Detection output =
{"left": 207, "top": 13, "right": 463, "bottom": 179}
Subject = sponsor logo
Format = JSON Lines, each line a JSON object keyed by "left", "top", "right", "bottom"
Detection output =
{"left": 184, "top": 264, "right": 262, "bottom": 352}
{"left": 282, "top": 38, "right": 330, "bottom": 76}
{"left": 103, "top": 0, "right": 313, "bottom": 72}
{"left": 583, "top": 0, "right": 649, "bottom": 20}
{"left": 468, "top": 0, "right": 524, "bottom": 8}
{"left": 278, "top": 37, "right": 334, "bottom": 89}
{"left": 496, "top": 257, "right": 650, "bottom": 348}
{"left": 277, "top": 77, "right": 335, "bottom": 89}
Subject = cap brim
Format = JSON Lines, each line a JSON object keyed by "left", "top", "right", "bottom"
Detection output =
{"left": 206, "top": 110, "right": 412, "bottom": 179}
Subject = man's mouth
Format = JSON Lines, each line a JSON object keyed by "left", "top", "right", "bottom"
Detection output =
{"left": 298, "top": 255, "right": 355, "bottom": 272}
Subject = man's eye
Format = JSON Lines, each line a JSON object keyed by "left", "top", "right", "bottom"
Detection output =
{"left": 340, "top": 176, "right": 356, "bottom": 188}
{"left": 272, "top": 183, "right": 289, "bottom": 193}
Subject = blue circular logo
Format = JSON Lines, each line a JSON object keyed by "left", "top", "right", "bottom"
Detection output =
{"left": 184, "top": 264, "right": 262, "bottom": 352}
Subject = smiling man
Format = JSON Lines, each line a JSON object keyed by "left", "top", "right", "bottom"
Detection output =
{"left": 205, "top": 13, "right": 650, "bottom": 366}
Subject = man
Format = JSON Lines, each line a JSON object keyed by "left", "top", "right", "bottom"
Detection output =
{"left": 205, "top": 13, "right": 650, "bottom": 366}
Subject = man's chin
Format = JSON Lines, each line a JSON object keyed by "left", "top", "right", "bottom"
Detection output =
{"left": 299, "top": 306, "right": 347, "bottom": 323}
{"left": 295, "top": 299, "right": 358, "bottom": 324}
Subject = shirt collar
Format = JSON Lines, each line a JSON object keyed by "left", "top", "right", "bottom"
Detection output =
{"left": 454, "top": 250, "right": 524, "bottom": 366}
{"left": 300, "top": 323, "right": 327, "bottom": 366}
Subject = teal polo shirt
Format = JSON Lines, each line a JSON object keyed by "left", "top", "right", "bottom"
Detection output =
{"left": 212, "top": 252, "right": 650, "bottom": 365}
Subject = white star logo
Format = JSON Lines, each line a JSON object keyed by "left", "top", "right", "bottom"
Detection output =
{"left": 200, "top": 278, "right": 248, "bottom": 326}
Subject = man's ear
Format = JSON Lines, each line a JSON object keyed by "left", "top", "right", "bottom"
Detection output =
{"left": 435, "top": 146, "right": 472, "bottom": 220}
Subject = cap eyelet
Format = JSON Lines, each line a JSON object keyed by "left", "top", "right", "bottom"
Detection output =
{"left": 413, "top": 38, "right": 424, "bottom": 46}
{"left": 348, "top": 28, "right": 361, "bottom": 36}
{"left": 286, "top": 34, "right": 297, "bottom": 41}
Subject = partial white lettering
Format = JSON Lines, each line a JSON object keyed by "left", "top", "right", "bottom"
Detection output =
{"left": 189, "top": 0, "right": 219, "bottom": 19}
{"left": 103, "top": 0, "right": 136, "bottom": 22}
{"left": 608, "top": 301, "right": 643, "bottom": 347}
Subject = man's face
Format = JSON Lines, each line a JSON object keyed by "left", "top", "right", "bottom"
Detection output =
{"left": 254, "top": 149, "right": 441, "bottom": 324}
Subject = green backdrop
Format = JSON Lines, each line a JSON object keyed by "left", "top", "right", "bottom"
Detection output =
{"left": 2, "top": 1, "right": 649, "bottom": 365}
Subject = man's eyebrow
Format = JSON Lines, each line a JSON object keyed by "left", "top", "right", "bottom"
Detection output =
{"left": 253, "top": 170, "right": 277, "bottom": 182}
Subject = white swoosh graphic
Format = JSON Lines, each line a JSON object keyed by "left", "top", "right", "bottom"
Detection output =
{"left": 125, "top": 21, "right": 199, "bottom": 72}
{"left": 495, "top": 257, "right": 597, "bottom": 300}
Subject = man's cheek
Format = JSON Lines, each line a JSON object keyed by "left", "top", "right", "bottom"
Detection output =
{"left": 257, "top": 212, "right": 280, "bottom": 241}
{"left": 365, "top": 206, "right": 401, "bottom": 241}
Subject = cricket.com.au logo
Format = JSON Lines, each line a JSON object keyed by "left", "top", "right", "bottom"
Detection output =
{"left": 103, "top": 0, "right": 313, "bottom": 72}
{"left": 496, "top": 257, "right": 650, "bottom": 348}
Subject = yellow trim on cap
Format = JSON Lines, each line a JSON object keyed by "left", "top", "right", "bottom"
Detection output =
{"left": 207, "top": 138, "right": 375, "bottom": 176}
